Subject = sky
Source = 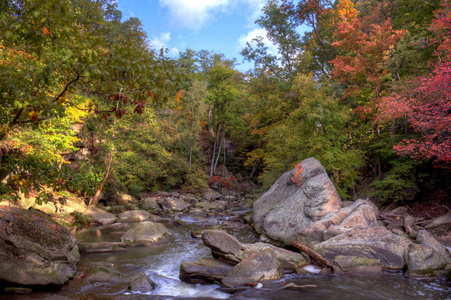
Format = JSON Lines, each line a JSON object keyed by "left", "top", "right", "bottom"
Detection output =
{"left": 116, "top": 0, "right": 279, "bottom": 71}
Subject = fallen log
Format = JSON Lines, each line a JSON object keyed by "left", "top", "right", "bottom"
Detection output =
{"left": 290, "top": 240, "right": 336, "bottom": 271}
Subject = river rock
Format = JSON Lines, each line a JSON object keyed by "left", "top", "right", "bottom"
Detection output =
{"left": 179, "top": 257, "right": 234, "bottom": 284}
{"left": 195, "top": 201, "right": 228, "bottom": 211}
{"left": 203, "top": 189, "right": 223, "bottom": 200}
{"left": 202, "top": 230, "right": 307, "bottom": 271}
{"left": 158, "top": 197, "right": 190, "bottom": 212}
{"left": 121, "top": 221, "right": 172, "bottom": 245}
{"left": 82, "top": 206, "right": 117, "bottom": 225}
{"left": 86, "top": 266, "right": 129, "bottom": 283}
{"left": 425, "top": 211, "right": 451, "bottom": 235}
{"left": 221, "top": 249, "right": 284, "bottom": 288}
{"left": 129, "top": 272, "right": 155, "bottom": 293}
{"left": 140, "top": 197, "right": 160, "bottom": 210}
{"left": 333, "top": 255, "right": 382, "bottom": 274}
{"left": 118, "top": 210, "right": 151, "bottom": 221}
{"left": 0, "top": 207, "right": 80, "bottom": 285}
{"left": 202, "top": 230, "right": 244, "bottom": 264}
{"left": 407, "top": 230, "right": 451, "bottom": 277}
{"left": 31, "top": 196, "right": 87, "bottom": 217}
{"left": 78, "top": 242, "right": 127, "bottom": 253}
{"left": 313, "top": 227, "right": 411, "bottom": 270}
{"left": 253, "top": 157, "right": 342, "bottom": 246}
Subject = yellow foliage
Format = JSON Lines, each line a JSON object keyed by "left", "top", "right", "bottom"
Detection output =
{"left": 336, "top": 0, "right": 358, "bottom": 22}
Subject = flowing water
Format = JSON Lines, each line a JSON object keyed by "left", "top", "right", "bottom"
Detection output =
{"left": 4, "top": 214, "right": 450, "bottom": 300}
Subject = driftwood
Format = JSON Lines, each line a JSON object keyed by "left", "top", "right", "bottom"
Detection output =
{"left": 290, "top": 240, "right": 336, "bottom": 271}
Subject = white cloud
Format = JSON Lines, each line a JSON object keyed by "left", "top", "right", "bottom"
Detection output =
{"left": 159, "top": 0, "right": 230, "bottom": 30}
{"left": 149, "top": 32, "right": 171, "bottom": 50}
{"left": 237, "top": 28, "right": 278, "bottom": 56}
{"left": 159, "top": 0, "right": 267, "bottom": 30}
{"left": 170, "top": 47, "right": 180, "bottom": 55}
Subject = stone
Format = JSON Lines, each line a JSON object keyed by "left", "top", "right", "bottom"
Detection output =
{"left": 118, "top": 210, "right": 151, "bottom": 221}
{"left": 333, "top": 255, "right": 382, "bottom": 274}
{"left": 82, "top": 206, "right": 117, "bottom": 225}
{"left": 202, "top": 230, "right": 244, "bottom": 264}
{"left": 140, "top": 197, "right": 160, "bottom": 210}
{"left": 425, "top": 211, "right": 451, "bottom": 235}
{"left": 0, "top": 207, "right": 80, "bottom": 285}
{"left": 4, "top": 287, "right": 33, "bottom": 295}
{"left": 203, "top": 189, "right": 223, "bottom": 200}
{"left": 313, "top": 227, "right": 411, "bottom": 270}
{"left": 31, "top": 196, "right": 87, "bottom": 217}
{"left": 253, "top": 157, "right": 342, "bottom": 246}
{"left": 129, "top": 272, "right": 155, "bottom": 293}
{"left": 221, "top": 249, "right": 284, "bottom": 288}
{"left": 121, "top": 221, "right": 172, "bottom": 245}
{"left": 407, "top": 230, "right": 451, "bottom": 277}
{"left": 389, "top": 207, "right": 409, "bottom": 216}
{"left": 118, "top": 194, "right": 138, "bottom": 204}
{"left": 158, "top": 197, "right": 190, "bottom": 212}
{"left": 179, "top": 257, "right": 233, "bottom": 284}
{"left": 201, "top": 230, "right": 307, "bottom": 271}
{"left": 86, "top": 266, "right": 129, "bottom": 283}
{"left": 404, "top": 215, "right": 418, "bottom": 238}
{"left": 78, "top": 242, "right": 127, "bottom": 254}
{"left": 195, "top": 201, "right": 228, "bottom": 211}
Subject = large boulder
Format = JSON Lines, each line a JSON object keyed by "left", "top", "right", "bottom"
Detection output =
{"left": 179, "top": 257, "right": 233, "bottom": 284}
{"left": 82, "top": 206, "right": 117, "bottom": 225}
{"left": 407, "top": 230, "right": 451, "bottom": 277}
{"left": 221, "top": 249, "right": 284, "bottom": 288}
{"left": 121, "top": 221, "right": 172, "bottom": 245}
{"left": 313, "top": 227, "right": 411, "bottom": 270}
{"left": 140, "top": 197, "right": 160, "bottom": 211}
{"left": 201, "top": 230, "right": 307, "bottom": 271}
{"left": 129, "top": 272, "right": 156, "bottom": 293}
{"left": 203, "top": 189, "right": 223, "bottom": 200}
{"left": 0, "top": 207, "right": 80, "bottom": 285}
{"left": 253, "top": 157, "right": 342, "bottom": 246}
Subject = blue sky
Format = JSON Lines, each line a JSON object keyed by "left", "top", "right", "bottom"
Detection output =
{"left": 116, "top": 0, "right": 279, "bottom": 71}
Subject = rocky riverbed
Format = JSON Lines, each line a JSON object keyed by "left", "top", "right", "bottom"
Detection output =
{"left": 0, "top": 158, "right": 450, "bottom": 298}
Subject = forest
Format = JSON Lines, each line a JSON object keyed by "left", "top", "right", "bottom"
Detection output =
{"left": 0, "top": 0, "right": 450, "bottom": 208}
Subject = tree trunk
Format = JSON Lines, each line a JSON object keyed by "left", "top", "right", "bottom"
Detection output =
{"left": 89, "top": 151, "right": 113, "bottom": 206}
{"left": 210, "top": 124, "right": 220, "bottom": 176}
{"left": 213, "top": 123, "right": 224, "bottom": 173}
{"left": 290, "top": 240, "right": 336, "bottom": 271}
{"left": 249, "top": 160, "right": 260, "bottom": 179}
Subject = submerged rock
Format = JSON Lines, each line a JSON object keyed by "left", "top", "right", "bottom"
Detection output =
{"left": 0, "top": 207, "right": 80, "bottom": 285}
{"left": 129, "top": 272, "right": 156, "bottom": 293}
{"left": 82, "top": 206, "right": 117, "bottom": 225}
{"left": 158, "top": 197, "right": 190, "bottom": 212}
{"left": 121, "top": 221, "right": 172, "bottom": 245}
{"left": 180, "top": 257, "right": 233, "bottom": 284}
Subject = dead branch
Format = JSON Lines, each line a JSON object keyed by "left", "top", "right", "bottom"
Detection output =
{"left": 290, "top": 240, "right": 336, "bottom": 271}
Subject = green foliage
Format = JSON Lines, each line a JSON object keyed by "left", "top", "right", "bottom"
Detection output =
{"left": 370, "top": 160, "right": 420, "bottom": 203}
{"left": 70, "top": 211, "right": 90, "bottom": 228}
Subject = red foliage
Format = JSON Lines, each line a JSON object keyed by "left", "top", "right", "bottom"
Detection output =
{"left": 210, "top": 176, "right": 232, "bottom": 187}
{"left": 291, "top": 163, "right": 305, "bottom": 187}
{"left": 377, "top": 7, "right": 451, "bottom": 168}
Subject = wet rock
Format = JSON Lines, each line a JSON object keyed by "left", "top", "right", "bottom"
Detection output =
{"left": 404, "top": 215, "right": 418, "bottom": 238}
{"left": 425, "top": 211, "right": 451, "bottom": 236}
{"left": 0, "top": 207, "right": 79, "bottom": 285}
{"left": 202, "top": 230, "right": 244, "bottom": 264}
{"left": 179, "top": 257, "right": 233, "bottom": 284}
{"left": 118, "top": 210, "right": 151, "bottom": 221}
{"left": 129, "top": 272, "right": 155, "bottom": 293}
{"left": 85, "top": 266, "right": 129, "bottom": 283}
{"left": 333, "top": 256, "right": 382, "bottom": 274}
{"left": 3, "top": 287, "right": 33, "bottom": 295}
{"left": 253, "top": 157, "right": 342, "bottom": 246}
{"left": 195, "top": 201, "right": 228, "bottom": 211}
{"left": 203, "top": 189, "right": 223, "bottom": 200}
{"left": 121, "top": 221, "right": 172, "bottom": 245}
{"left": 221, "top": 249, "right": 284, "bottom": 288}
{"left": 313, "top": 227, "right": 411, "bottom": 270}
{"left": 158, "top": 197, "right": 190, "bottom": 212}
{"left": 82, "top": 206, "right": 117, "bottom": 225}
{"left": 78, "top": 242, "right": 127, "bottom": 253}
{"left": 407, "top": 230, "right": 451, "bottom": 277}
{"left": 118, "top": 194, "right": 138, "bottom": 205}
{"left": 202, "top": 230, "right": 307, "bottom": 271}
{"left": 140, "top": 197, "right": 159, "bottom": 211}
